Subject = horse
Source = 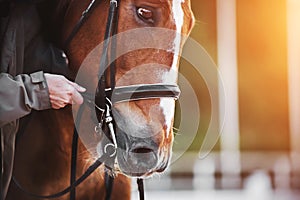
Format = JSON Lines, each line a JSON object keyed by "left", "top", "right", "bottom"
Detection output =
{"left": 7, "top": 0, "right": 194, "bottom": 199}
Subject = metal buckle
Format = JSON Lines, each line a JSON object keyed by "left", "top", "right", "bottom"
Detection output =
{"left": 110, "top": 0, "right": 118, "bottom": 7}
{"left": 104, "top": 143, "right": 117, "bottom": 157}
{"left": 94, "top": 123, "right": 102, "bottom": 134}
{"left": 105, "top": 104, "right": 118, "bottom": 149}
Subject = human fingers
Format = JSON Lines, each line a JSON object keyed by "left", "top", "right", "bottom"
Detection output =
{"left": 50, "top": 100, "right": 68, "bottom": 109}
{"left": 49, "top": 94, "right": 70, "bottom": 109}
{"left": 67, "top": 80, "right": 86, "bottom": 93}
{"left": 45, "top": 74, "right": 85, "bottom": 106}
{"left": 70, "top": 88, "right": 84, "bottom": 105}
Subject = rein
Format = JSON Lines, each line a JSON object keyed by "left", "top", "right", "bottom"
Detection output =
{"left": 12, "top": 153, "right": 108, "bottom": 199}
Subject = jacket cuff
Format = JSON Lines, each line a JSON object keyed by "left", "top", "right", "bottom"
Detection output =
{"left": 30, "top": 71, "right": 51, "bottom": 109}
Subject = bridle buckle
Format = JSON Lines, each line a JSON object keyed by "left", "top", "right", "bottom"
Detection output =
{"left": 110, "top": 0, "right": 118, "bottom": 7}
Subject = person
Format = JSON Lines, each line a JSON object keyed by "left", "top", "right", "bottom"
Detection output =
{"left": 0, "top": 1, "right": 85, "bottom": 199}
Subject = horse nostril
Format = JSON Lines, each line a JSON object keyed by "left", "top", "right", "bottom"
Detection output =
{"left": 131, "top": 147, "right": 153, "bottom": 154}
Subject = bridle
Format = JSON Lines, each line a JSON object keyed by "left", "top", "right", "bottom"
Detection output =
{"left": 13, "top": 0, "right": 181, "bottom": 199}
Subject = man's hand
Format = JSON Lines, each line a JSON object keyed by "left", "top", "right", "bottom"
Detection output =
{"left": 45, "top": 73, "right": 86, "bottom": 109}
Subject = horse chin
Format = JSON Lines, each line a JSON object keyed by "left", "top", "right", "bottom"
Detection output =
{"left": 116, "top": 149, "right": 170, "bottom": 178}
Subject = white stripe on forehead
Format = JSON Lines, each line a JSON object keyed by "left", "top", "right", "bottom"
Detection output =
{"left": 162, "top": 0, "right": 185, "bottom": 84}
{"left": 160, "top": 0, "right": 185, "bottom": 138}
{"left": 171, "top": 0, "right": 184, "bottom": 70}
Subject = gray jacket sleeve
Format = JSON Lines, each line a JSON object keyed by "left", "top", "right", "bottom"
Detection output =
{"left": 0, "top": 71, "right": 51, "bottom": 125}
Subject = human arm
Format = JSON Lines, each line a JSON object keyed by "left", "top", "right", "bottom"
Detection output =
{"left": 0, "top": 71, "right": 86, "bottom": 126}
{"left": 0, "top": 71, "right": 50, "bottom": 125}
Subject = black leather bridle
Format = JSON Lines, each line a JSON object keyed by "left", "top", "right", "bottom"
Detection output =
{"left": 14, "top": 0, "right": 181, "bottom": 199}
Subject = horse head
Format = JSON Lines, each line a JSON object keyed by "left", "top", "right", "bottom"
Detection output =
{"left": 61, "top": 0, "right": 194, "bottom": 178}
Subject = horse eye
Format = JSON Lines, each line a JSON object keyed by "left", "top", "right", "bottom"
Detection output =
{"left": 136, "top": 7, "right": 154, "bottom": 24}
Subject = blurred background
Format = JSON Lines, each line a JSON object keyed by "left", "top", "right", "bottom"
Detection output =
{"left": 132, "top": 0, "right": 300, "bottom": 199}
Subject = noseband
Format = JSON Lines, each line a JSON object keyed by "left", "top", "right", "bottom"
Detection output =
{"left": 14, "top": 0, "right": 181, "bottom": 199}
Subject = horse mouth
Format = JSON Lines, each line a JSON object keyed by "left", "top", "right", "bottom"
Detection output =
{"left": 114, "top": 145, "right": 170, "bottom": 177}
{"left": 107, "top": 108, "right": 172, "bottom": 177}
{"left": 96, "top": 138, "right": 170, "bottom": 177}
{"left": 116, "top": 146, "right": 159, "bottom": 177}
